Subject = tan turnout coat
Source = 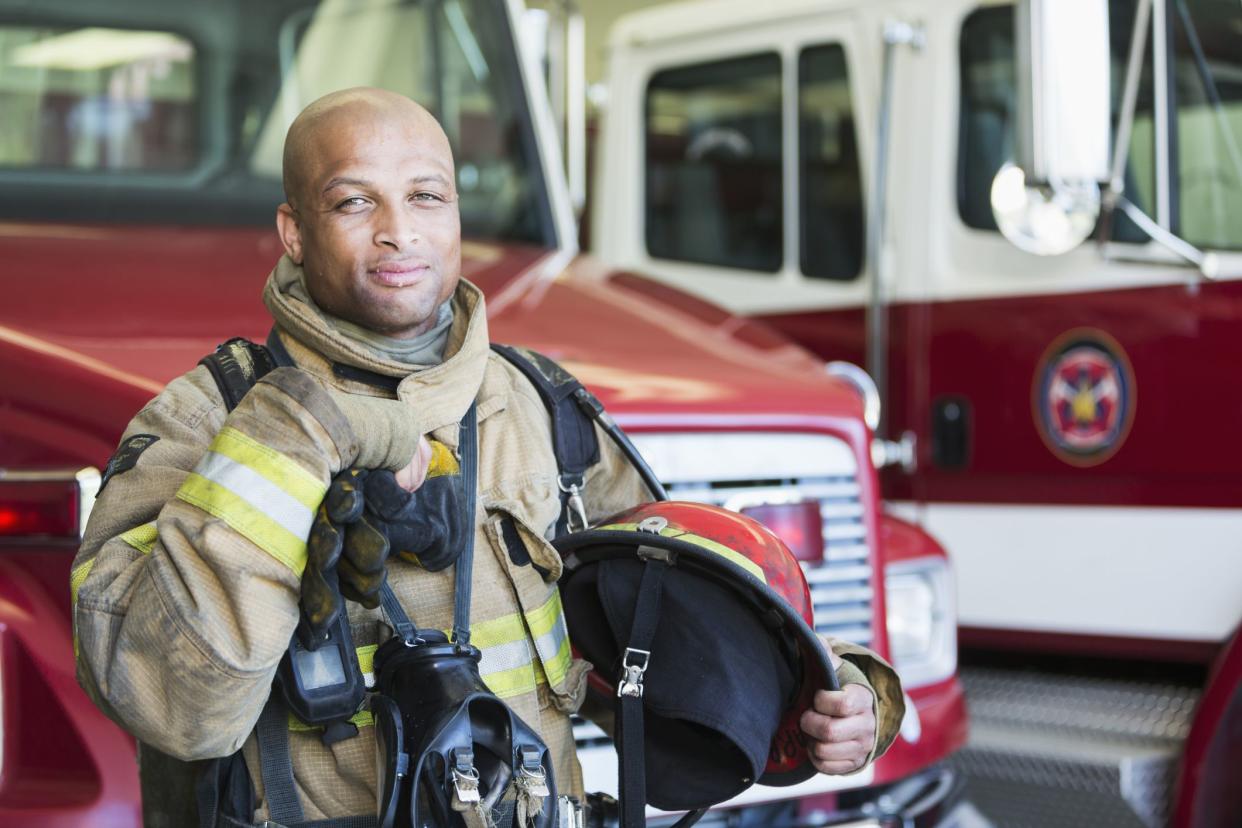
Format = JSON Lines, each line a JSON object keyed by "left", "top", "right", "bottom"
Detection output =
{"left": 72, "top": 257, "right": 901, "bottom": 825}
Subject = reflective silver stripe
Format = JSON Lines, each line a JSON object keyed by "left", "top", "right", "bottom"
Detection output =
{"left": 532, "top": 613, "right": 570, "bottom": 673}
{"left": 477, "top": 636, "right": 540, "bottom": 677}
{"left": 193, "top": 451, "right": 315, "bottom": 541}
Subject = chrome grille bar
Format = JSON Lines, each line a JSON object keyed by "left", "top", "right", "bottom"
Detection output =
{"left": 667, "top": 473, "right": 874, "bottom": 647}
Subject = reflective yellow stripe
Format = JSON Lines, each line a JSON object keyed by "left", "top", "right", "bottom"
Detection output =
{"left": 480, "top": 661, "right": 542, "bottom": 699}
{"left": 524, "top": 590, "right": 572, "bottom": 687}
{"left": 525, "top": 589, "right": 563, "bottom": 638}
{"left": 356, "top": 644, "right": 378, "bottom": 677}
{"left": 70, "top": 558, "right": 95, "bottom": 606}
{"left": 176, "top": 474, "right": 308, "bottom": 575}
{"left": 119, "top": 522, "right": 158, "bottom": 555}
{"left": 210, "top": 426, "right": 325, "bottom": 509}
{"left": 288, "top": 709, "right": 373, "bottom": 732}
{"left": 426, "top": 441, "right": 460, "bottom": 479}
{"left": 539, "top": 634, "right": 573, "bottom": 687}
{"left": 470, "top": 610, "right": 529, "bottom": 650}
{"left": 595, "top": 522, "right": 767, "bottom": 584}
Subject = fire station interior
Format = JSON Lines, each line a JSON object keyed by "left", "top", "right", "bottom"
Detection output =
{"left": 1, "top": 1, "right": 1240, "bottom": 828}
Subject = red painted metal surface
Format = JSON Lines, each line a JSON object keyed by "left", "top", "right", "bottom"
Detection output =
{"left": 959, "top": 626, "right": 1222, "bottom": 663}
{"left": 0, "top": 552, "right": 140, "bottom": 827}
{"left": 759, "top": 279, "right": 1242, "bottom": 509}
{"left": 870, "top": 514, "right": 966, "bottom": 782}
{"left": 1172, "top": 623, "right": 1242, "bottom": 828}
{"left": 872, "top": 676, "right": 968, "bottom": 787}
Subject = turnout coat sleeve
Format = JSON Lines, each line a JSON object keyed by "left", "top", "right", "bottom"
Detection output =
{"left": 72, "top": 365, "right": 360, "bottom": 761}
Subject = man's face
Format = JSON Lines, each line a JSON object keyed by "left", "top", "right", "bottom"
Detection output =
{"left": 278, "top": 108, "right": 461, "bottom": 339}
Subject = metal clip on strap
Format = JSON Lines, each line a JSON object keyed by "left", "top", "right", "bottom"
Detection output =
{"left": 558, "top": 474, "right": 589, "bottom": 534}
{"left": 616, "top": 648, "right": 650, "bottom": 699}
{"left": 451, "top": 748, "right": 481, "bottom": 807}
{"left": 615, "top": 559, "right": 670, "bottom": 828}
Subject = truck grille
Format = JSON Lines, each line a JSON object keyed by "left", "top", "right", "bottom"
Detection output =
{"left": 666, "top": 476, "right": 875, "bottom": 648}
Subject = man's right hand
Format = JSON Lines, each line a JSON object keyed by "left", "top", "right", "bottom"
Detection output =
{"left": 300, "top": 439, "right": 466, "bottom": 638}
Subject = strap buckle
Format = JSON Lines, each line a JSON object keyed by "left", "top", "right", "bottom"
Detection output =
{"left": 558, "top": 474, "right": 589, "bottom": 533}
{"left": 616, "top": 647, "right": 651, "bottom": 698}
{"left": 517, "top": 745, "right": 551, "bottom": 798}
{"left": 451, "top": 748, "right": 481, "bottom": 806}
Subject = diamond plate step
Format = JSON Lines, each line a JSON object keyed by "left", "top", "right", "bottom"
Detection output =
{"left": 949, "top": 667, "right": 1200, "bottom": 828}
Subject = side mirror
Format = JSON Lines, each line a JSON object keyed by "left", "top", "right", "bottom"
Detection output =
{"left": 993, "top": 0, "right": 1111, "bottom": 255}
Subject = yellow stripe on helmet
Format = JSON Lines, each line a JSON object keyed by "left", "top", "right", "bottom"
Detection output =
{"left": 594, "top": 522, "right": 768, "bottom": 584}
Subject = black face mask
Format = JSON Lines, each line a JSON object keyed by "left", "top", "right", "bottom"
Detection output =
{"left": 372, "top": 631, "right": 560, "bottom": 828}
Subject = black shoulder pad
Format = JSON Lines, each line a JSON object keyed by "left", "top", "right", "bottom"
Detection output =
{"left": 199, "top": 338, "right": 278, "bottom": 413}
{"left": 491, "top": 344, "right": 601, "bottom": 480}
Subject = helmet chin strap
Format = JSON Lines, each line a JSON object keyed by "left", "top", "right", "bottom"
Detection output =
{"left": 615, "top": 546, "right": 705, "bottom": 828}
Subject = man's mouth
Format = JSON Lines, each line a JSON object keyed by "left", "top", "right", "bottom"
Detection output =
{"left": 368, "top": 261, "right": 430, "bottom": 287}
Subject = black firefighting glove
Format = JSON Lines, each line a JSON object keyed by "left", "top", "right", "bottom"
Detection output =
{"left": 301, "top": 468, "right": 369, "bottom": 641}
{"left": 300, "top": 444, "right": 469, "bottom": 638}
{"left": 351, "top": 441, "right": 469, "bottom": 575}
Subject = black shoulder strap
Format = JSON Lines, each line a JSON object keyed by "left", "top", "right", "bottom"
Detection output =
{"left": 199, "top": 338, "right": 279, "bottom": 411}
{"left": 491, "top": 344, "right": 601, "bottom": 535}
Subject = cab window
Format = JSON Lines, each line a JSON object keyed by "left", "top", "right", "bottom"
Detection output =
{"left": 957, "top": 3, "right": 1155, "bottom": 243}
{"left": 1171, "top": 0, "right": 1242, "bottom": 250}
{"left": 958, "top": 1, "right": 1242, "bottom": 251}
{"left": 0, "top": 25, "right": 197, "bottom": 173}
{"left": 645, "top": 53, "right": 783, "bottom": 273}
{"left": 799, "top": 43, "right": 864, "bottom": 281}
{"left": 0, "top": 0, "right": 553, "bottom": 246}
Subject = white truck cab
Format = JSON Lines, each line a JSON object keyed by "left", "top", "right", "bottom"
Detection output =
{"left": 592, "top": 1, "right": 1242, "bottom": 825}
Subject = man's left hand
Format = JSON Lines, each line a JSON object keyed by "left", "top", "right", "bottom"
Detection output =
{"left": 799, "top": 650, "right": 877, "bottom": 775}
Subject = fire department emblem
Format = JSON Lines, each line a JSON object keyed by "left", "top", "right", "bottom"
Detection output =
{"left": 1034, "top": 331, "right": 1135, "bottom": 466}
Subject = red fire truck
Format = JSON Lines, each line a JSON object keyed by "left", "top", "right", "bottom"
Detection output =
{"left": 590, "top": 0, "right": 1242, "bottom": 825}
{"left": 0, "top": 0, "right": 973, "bottom": 825}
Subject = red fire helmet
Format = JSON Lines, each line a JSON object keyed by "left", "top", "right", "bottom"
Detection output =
{"left": 554, "top": 501, "right": 837, "bottom": 809}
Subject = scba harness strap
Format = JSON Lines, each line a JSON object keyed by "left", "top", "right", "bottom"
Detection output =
{"left": 194, "top": 334, "right": 587, "bottom": 828}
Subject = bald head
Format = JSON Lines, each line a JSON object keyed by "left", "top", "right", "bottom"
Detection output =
{"left": 282, "top": 87, "right": 453, "bottom": 207}
{"left": 274, "top": 87, "right": 462, "bottom": 340}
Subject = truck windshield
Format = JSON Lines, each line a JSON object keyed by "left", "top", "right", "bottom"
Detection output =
{"left": 0, "top": 0, "right": 552, "bottom": 245}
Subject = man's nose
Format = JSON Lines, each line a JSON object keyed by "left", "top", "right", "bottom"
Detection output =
{"left": 372, "top": 202, "right": 421, "bottom": 251}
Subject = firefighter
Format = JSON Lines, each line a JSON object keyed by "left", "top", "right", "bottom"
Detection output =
{"left": 70, "top": 87, "right": 901, "bottom": 826}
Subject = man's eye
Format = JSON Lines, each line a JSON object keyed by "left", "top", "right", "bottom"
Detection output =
{"left": 412, "top": 192, "right": 445, "bottom": 203}
{"left": 335, "top": 197, "right": 368, "bottom": 210}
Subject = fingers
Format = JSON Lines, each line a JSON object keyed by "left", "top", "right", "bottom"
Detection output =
{"left": 324, "top": 469, "right": 366, "bottom": 523}
{"left": 801, "top": 683, "right": 877, "bottom": 777}
{"left": 800, "top": 710, "right": 872, "bottom": 775}
{"left": 363, "top": 469, "right": 415, "bottom": 520}
{"left": 394, "top": 437, "right": 433, "bottom": 492}
{"left": 337, "top": 554, "right": 385, "bottom": 609}
{"left": 812, "top": 684, "right": 873, "bottom": 718}
{"left": 816, "top": 633, "right": 845, "bottom": 671}
{"left": 800, "top": 706, "right": 874, "bottom": 745}
{"left": 301, "top": 506, "right": 344, "bottom": 633}
{"left": 341, "top": 517, "right": 390, "bottom": 587}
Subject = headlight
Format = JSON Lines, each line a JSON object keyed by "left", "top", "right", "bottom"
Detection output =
{"left": 885, "top": 556, "right": 956, "bottom": 688}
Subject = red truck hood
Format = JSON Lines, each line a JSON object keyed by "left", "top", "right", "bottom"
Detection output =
{"left": 0, "top": 222, "right": 860, "bottom": 421}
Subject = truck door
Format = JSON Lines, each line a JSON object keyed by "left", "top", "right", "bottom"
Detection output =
{"left": 928, "top": 0, "right": 1242, "bottom": 645}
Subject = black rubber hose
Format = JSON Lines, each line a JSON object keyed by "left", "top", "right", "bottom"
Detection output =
{"left": 573, "top": 388, "right": 669, "bottom": 502}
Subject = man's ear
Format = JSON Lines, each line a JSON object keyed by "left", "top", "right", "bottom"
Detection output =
{"left": 276, "top": 202, "right": 304, "bottom": 263}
